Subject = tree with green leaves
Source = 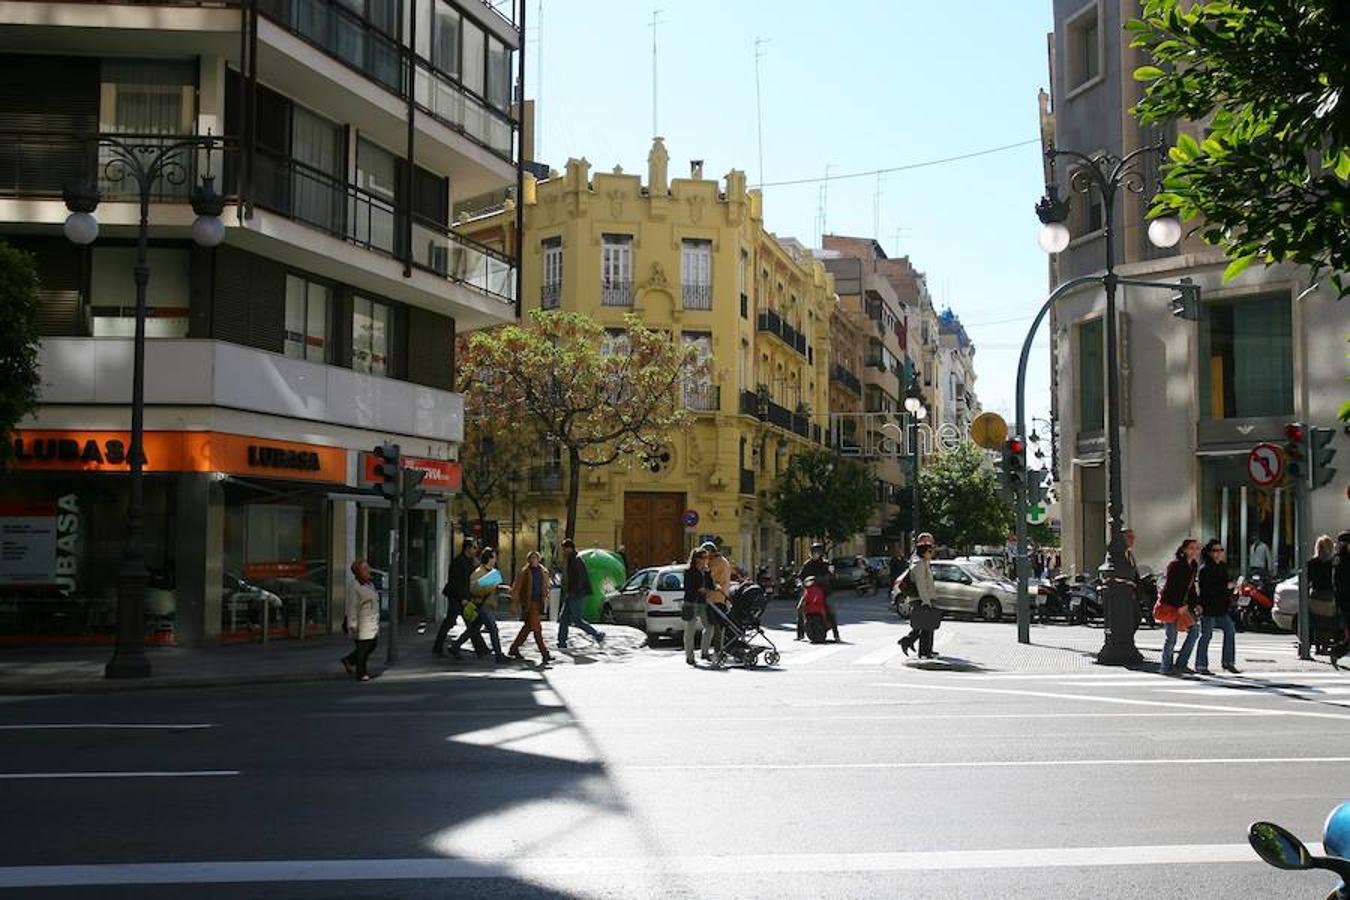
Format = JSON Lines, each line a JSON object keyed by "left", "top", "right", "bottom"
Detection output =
{"left": 915, "top": 443, "right": 1013, "bottom": 552}
{"left": 459, "top": 310, "right": 702, "bottom": 539}
{"left": 0, "top": 241, "right": 41, "bottom": 465}
{"left": 1130, "top": 0, "right": 1350, "bottom": 295}
{"left": 768, "top": 447, "right": 876, "bottom": 550}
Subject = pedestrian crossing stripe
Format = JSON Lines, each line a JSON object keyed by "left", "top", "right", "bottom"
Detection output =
{"left": 852, "top": 646, "right": 907, "bottom": 666}
{"left": 780, "top": 644, "right": 850, "bottom": 667}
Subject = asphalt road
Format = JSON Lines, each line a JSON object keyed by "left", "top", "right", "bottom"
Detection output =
{"left": 2, "top": 594, "right": 1348, "bottom": 899}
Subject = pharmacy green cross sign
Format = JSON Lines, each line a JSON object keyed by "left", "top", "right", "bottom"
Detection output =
{"left": 1026, "top": 503, "right": 1048, "bottom": 526}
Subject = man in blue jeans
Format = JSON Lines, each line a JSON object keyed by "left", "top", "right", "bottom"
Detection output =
{"left": 557, "top": 538, "right": 605, "bottom": 649}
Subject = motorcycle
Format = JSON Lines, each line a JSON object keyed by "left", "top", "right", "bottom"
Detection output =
{"left": 1234, "top": 573, "right": 1276, "bottom": 632}
{"left": 1136, "top": 571, "right": 1159, "bottom": 628}
{"left": 1038, "top": 576, "right": 1074, "bottom": 623}
{"left": 1067, "top": 576, "right": 1103, "bottom": 624}
{"left": 774, "top": 565, "right": 799, "bottom": 603}
{"left": 1249, "top": 802, "right": 1350, "bottom": 899}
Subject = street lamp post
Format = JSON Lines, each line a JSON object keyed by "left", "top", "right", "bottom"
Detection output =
{"left": 904, "top": 375, "right": 927, "bottom": 549}
{"left": 63, "top": 134, "right": 227, "bottom": 679}
{"left": 507, "top": 469, "right": 522, "bottom": 576}
{"left": 1032, "top": 143, "right": 1184, "bottom": 665}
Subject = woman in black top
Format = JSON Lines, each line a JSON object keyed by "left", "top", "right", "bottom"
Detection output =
{"left": 1159, "top": 538, "right": 1201, "bottom": 675}
{"left": 682, "top": 548, "right": 713, "bottom": 667}
{"left": 1195, "top": 539, "right": 1239, "bottom": 676}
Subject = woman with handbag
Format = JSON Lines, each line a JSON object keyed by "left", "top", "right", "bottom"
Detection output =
{"left": 1195, "top": 538, "right": 1240, "bottom": 675}
{"left": 898, "top": 537, "right": 939, "bottom": 659}
{"left": 1157, "top": 538, "right": 1201, "bottom": 675}
{"left": 449, "top": 548, "right": 508, "bottom": 663}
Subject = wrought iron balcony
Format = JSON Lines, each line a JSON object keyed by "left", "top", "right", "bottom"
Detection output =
{"left": 756, "top": 309, "right": 782, "bottom": 337}
{"left": 683, "top": 384, "right": 720, "bottom": 413}
{"left": 740, "top": 390, "right": 763, "bottom": 417}
{"left": 682, "top": 282, "right": 713, "bottom": 311}
{"left": 528, "top": 464, "right": 563, "bottom": 493}
{"left": 601, "top": 280, "right": 633, "bottom": 307}
{"left": 831, "top": 363, "right": 863, "bottom": 395}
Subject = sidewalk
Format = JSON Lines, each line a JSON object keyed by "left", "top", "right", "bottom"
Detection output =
{"left": 0, "top": 620, "right": 647, "bottom": 696}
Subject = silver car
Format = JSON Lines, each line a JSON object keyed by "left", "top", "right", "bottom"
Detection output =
{"left": 892, "top": 560, "right": 1017, "bottom": 622}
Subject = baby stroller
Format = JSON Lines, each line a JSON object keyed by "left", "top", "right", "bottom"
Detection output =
{"left": 706, "top": 581, "right": 781, "bottom": 668}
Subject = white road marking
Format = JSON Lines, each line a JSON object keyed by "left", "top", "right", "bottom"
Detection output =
{"left": 0, "top": 770, "right": 239, "bottom": 780}
{"left": 623, "top": 756, "right": 1350, "bottom": 773}
{"left": 852, "top": 645, "right": 908, "bottom": 666}
{"left": 0, "top": 843, "right": 1323, "bottom": 887}
{"left": 781, "top": 644, "right": 850, "bottom": 667}
{"left": 875, "top": 680, "right": 1350, "bottom": 720}
{"left": 0, "top": 724, "right": 214, "bottom": 731}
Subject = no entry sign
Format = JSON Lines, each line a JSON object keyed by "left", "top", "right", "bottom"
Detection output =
{"left": 1247, "top": 442, "right": 1283, "bottom": 487}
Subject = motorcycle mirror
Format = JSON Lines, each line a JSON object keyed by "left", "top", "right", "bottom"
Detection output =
{"left": 1249, "top": 822, "right": 1313, "bottom": 870}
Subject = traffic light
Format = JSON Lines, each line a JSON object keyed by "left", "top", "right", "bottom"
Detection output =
{"left": 1284, "top": 423, "right": 1306, "bottom": 482}
{"left": 1169, "top": 277, "right": 1200, "bottom": 322}
{"left": 374, "top": 442, "right": 400, "bottom": 499}
{"left": 403, "top": 468, "right": 428, "bottom": 508}
{"left": 1310, "top": 426, "right": 1337, "bottom": 490}
{"left": 1004, "top": 437, "right": 1026, "bottom": 489}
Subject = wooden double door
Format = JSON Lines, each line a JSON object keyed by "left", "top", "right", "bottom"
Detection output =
{"left": 622, "top": 492, "right": 686, "bottom": 571}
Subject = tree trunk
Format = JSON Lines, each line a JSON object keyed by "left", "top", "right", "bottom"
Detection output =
{"left": 565, "top": 448, "right": 581, "bottom": 540}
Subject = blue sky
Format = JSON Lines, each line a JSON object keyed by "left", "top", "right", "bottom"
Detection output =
{"left": 527, "top": 0, "right": 1056, "bottom": 424}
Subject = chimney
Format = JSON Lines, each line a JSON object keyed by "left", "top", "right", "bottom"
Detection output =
{"left": 690, "top": 159, "right": 703, "bottom": 179}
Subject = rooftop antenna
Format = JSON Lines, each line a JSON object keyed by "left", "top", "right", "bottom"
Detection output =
{"left": 753, "top": 37, "right": 770, "bottom": 187}
{"left": 872, "top": 171, "right": 883, "bottom": 240}
{"left": 815, "top": 162, "right": 833, "bottom": 239}
{"left": 650, "top": 8, "right": 664, "bottom": 138}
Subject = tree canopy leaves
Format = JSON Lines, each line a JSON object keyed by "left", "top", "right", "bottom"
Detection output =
{"left": 1130, "top": 0, "right": 1350, "bottom": 295}
{"left": 915, "top": 443, "right": 1013, "bottom": 552}
{"left": 0, "top": 241, "right": 41, "bottom": 465}
{"left": 459, "top": 310, "right": 702, "bottom": 538}
{"left": 767, "top": 447, "right": 876, "bottom": 549}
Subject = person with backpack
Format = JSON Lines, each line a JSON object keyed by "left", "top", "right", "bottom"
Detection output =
{"left": 557, "top": 538, "right": 605, "bottom": 649}
{"left": 1157, "top": 538, "right": 1201, "bottom": 675}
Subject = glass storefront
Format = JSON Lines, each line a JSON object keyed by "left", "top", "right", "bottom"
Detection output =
{"left": 1200, "top": 456, "right": 1298, "bottom": 577}
{"left": 354, "top": 505, "right": 441, "bottom": 625}
{"left": 0, "top": 474, "right": 178, "bottom": 643}
{"left": 222, "top": 479, "right": 331, "bottom": 643}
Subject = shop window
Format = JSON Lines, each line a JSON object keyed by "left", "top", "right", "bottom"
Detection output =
{"left": 284, "top": 274, "right": 331, "bottom": 362}
{"left": 1200, "top": 295, "right": 1293, "bottom": 419}
{"left": 1078, "top": 317, "right": 1104, "bottom": 432}
{"left": 90, "top": 247, "right": 190, "bottom": 338}
{"left": 353, "top": 295, "right": 392, "bottom": 376}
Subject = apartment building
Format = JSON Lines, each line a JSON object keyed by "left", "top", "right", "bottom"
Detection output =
{"left": 0, "top": 0, "right": 522, "bottom": 646}
{"left": 460, "top": 139, "right": 833, "bottom": 573}
{"left": 937, "top": 309, "right": 979, "bottom": 436}
{"left": 1044, "top": 0, "right": 1344, "bottom": 577}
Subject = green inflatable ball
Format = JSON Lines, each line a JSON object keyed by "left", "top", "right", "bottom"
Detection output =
{"left": 577, "top": 549, "right": 627, "bottom": 622}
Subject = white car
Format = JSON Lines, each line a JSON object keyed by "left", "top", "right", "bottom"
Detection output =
{"left": 892, "top": 559, "right": 1019, "bottom": 622}
{"left": 604, "top": 565, "right": 690, "bottom": 641}
{"left": 1271, "top": 574, "right": 1300, "bottom": 633}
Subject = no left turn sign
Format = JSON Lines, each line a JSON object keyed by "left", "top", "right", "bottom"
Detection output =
{"left": 1248, "top": 442, "right": 1284, "bottom": 487}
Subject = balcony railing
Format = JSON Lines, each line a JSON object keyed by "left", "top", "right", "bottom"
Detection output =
{"left": 831, "top": 364, "right": 862, "bottom": 395}
{"left": 256, "top": 0, "right": 516, "bottom": 161}
{"left": 739, "top": 468, "right": 756, "bottom": 495}
{"left": 791, "top": 413, "right": 810, "bottom": 438}
{"left": 682, "top": 282, "right": 713, "bottom": 311}
{"left": 601, "top": 281, "right": 633, "bottom": 307}
{"left": 528, "top": 464, "right": 562, "bottom": 493}
{"left": 740, "top": 390, "right": 762, "bottom": 417}
{"left": 765, "top": 399, "right": 794, "bottom": 431}
{"left": 0, "top": 132, "right": 516, "bottom": 306}
{"left": 541, "top": 281, "right": 561, "bottom": 310}
{"left": 756, "top": 309, "right": 782, "bottom": 338}
{"left": 683, "top": 383, "right": 720, "bottom": 412}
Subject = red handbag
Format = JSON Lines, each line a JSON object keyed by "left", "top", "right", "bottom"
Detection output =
{"left": 1152, "top": 601, "right": 1177, "bottom": 624}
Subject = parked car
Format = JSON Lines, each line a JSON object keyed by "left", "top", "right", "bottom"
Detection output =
{"left": 1271, "top": 573, "right": 1300, "bottom": 633}
{"left": 603, "top": 565, "right": 689, "bottom": 642}
{"left": 956, "top": 555, "right": 1009, "bottom": 579}
{"left": 830, "top": 556, "right": 869, "bottom": 591}
{"left": 891, "top": 559, "right": 1017, "bottom": 622}
{"left": 222, "top": 572, "right": 282, "bottom": 631}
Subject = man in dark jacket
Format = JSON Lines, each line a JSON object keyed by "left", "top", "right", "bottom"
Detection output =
{"left": 557, "top": 538, "right": 605, "bottom": 649}
{"left": 433, "top": 539, "right": 488, "bottom": 657}
{"left": 796, "top": 543, "right": 839, "bottom": 642}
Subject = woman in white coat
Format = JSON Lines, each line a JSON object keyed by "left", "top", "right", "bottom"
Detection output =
{"left": 342, "top": 558, "right": 381, "bottom": 681}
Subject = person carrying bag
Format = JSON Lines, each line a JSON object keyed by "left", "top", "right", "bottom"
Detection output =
{"left": 1158, "top": 538, "right": 1201, "bottom": 675}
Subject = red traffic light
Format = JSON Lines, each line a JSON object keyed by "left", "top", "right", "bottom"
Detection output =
{"left": 1284, "top": 423, "right": 1305, "bottom": 443}
{"left": 1008, "top": 438, "right": 1026, "bottom": 456}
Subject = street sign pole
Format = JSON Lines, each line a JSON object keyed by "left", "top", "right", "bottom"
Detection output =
{"left": 386, "top": 465, "right": 402, "bottom": 667}
{"left": 1296, "top": 460, "right": 1311, "bottom": 660}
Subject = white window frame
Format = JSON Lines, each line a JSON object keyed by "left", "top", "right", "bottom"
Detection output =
{"left": 541, "top": 236, "right": 563, "bottom": 309}
{"left": 681, "top": 238, "right": 713, "bottom": 310}
{"left": 352, "top": 294, "right": 391, "bottom": 376}
{"left": 601, "top": 234, "right": 633, "bottom": 306}
{"left": 284, "top": 273, "right": 331, "bottom": 362}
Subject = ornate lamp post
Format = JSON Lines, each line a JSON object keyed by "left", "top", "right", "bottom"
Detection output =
{"left": 1029, "top": 143, "right": 1183, "bottom": 664}
{"left": 63, "top": 135, "right": 227, "bottom": 679}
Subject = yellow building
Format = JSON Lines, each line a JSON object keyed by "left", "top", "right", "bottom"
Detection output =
{"left": 461, "top": 138, "right": 833, "bottom": 572}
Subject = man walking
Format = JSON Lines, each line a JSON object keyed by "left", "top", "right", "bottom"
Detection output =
{"left": 796, "top": 543, "right": 840, "bottom": 642}
{"left": 508, "top": 551, "right": 553, "bottom": 665}
{"left": 341, "top": 558, "right": 380, "bottom": 682}
{"left": 433, "top": 538, "right": 488, "bottom": 657}
{"left": 558, "top": 538, "right": 605, "bottom": 649}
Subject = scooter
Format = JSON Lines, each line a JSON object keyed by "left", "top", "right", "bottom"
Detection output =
{"left": 1249, "top": 802, "right": 1350, "bottom": 899}
{"left": 1235, "top": 573, "right": 1276, "bottom": 632}
{"left": 1067, "top": 576, "right": 1103, "bottom": 624}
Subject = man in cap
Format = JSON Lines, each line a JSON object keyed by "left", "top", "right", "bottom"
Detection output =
{"left": 796, "top": 542, "right": 840, "bottom": 642}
